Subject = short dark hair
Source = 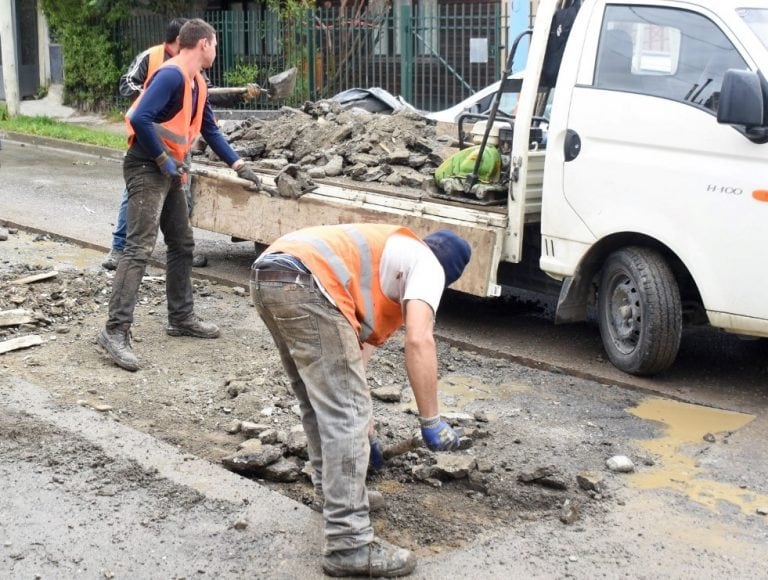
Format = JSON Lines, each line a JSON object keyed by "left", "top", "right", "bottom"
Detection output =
{"left": 165, "top": 18, "right": 188, "bottom": 44}
{"left": 178, "top": 18, "right": 216, "bottom": 49}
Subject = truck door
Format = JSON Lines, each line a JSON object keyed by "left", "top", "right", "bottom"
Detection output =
{"left": 561, "top": 3, "right": 767, "bottom": 322}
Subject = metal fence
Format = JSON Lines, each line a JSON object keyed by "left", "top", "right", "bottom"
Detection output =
{"left": 115, "top": 2, "right": 510, "bottom": 113}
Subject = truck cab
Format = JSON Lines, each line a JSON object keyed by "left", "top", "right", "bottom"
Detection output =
{"left": 514, "top": 0, "right": 768, "bottom": 374}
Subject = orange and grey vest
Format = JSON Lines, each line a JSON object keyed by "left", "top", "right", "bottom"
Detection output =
{"left": 145, "top": 44, "right": 167, "bottom": 83}
{"left": 125, "top": 56, "right": 207, "bottom": 162}
{"left": 266, "top": 224, "right": 421, "bottom": 346}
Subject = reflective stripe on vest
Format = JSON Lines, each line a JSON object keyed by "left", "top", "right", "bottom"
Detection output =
{"left": 125, "top": 57, "right": 207, "bottom": 162}
{"left": 267, "top": 224, "right": 421, "bottom": 345}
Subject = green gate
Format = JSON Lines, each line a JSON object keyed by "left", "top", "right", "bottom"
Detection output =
{"left": 116, "top": 2, "right": 509, "bottom": 113}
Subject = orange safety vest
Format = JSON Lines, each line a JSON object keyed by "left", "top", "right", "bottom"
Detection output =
{"left": 125, "top": 56, "right": 207, "bottom": 162}
{"left": 266, "top": 224, "right": 422, "bottom": 346}
{"left": 145, "top": 44, "right": 169, "bottom": 87}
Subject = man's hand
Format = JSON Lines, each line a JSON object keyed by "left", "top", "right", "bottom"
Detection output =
{"left": 236, "top": 164, "right": 261, "bottom": 191}
{"left": 244, "top": 83, "right": 263, "bottom": 100}
{"left": 155, "top": 152, "right": 186, "bottom": 177}
{"left": 369, "top": 435, "right": 385, "bottom": 471}
{"left": 420, "top": 416, "right": 460, "bottom": 451}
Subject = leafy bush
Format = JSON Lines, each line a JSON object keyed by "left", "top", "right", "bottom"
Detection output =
{"left": 41, "top": 0, "right": 127, "bottom": 112}
{"left": 223, "top": 59, "right": 262, "bottom": 87}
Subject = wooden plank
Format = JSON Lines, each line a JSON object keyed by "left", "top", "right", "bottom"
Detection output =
{"left": 0, "top": 309, "right": 34, "bottom": 327}
{"left": 0, "top": 335, "right": 43, "bottom": 355}
{"left": 6, "top": 271, "right": 58, "bottom": 285}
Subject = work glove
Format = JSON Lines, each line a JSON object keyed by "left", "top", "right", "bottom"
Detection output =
{"left": 155, "top": 152, "right": 186, "bottom": 177}
{"left": 419, "top": 416, "right": 460, "bottom": 452}
{"left": 369, "top": 435, "right": 385, "bottom": 471}
{"left": 244, "top": 83, "right": 263, "bottom": 100}
{"left": 236, "top": 164, "right": 261, "bottom": 191}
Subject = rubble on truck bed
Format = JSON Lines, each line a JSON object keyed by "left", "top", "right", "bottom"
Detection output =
{"left": 198, "top": 100, "right": 452, "bottom": 190}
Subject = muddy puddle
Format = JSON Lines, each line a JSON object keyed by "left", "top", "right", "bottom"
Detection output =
{"left": 628, "top": 398, "right": 767, "bottom": 514}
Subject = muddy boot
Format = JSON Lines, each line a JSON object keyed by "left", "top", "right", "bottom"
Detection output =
{"left": 192, "top": 253, "right": 208, "bottom": 268}
{"left": 97, "top": 324, "right": 139, "bottom": 371}
{"left": 307, "top": 494, "right": 324, "bottom": 513}
{"left": 101, "top": 248, "right": 124, "bottom": 271}
{"left": 323, "top": 538, "right": 416, "bottom": 578}
{"left": 166, "top": 315, "right": 220, "bottom": 339}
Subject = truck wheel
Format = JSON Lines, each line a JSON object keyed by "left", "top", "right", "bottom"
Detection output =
{"left": 598, "top": 247, "right": 682, "bottom": 376}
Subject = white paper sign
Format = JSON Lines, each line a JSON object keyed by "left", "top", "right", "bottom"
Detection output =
{"left": 470, "top": 38, "right": 488, "bottom": 63}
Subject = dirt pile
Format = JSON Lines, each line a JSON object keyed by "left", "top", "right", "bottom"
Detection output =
{"left": 200, "top": 103, "right": 451, "bottom": 190}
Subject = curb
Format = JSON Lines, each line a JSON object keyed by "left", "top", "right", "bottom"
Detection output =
{"left": 4, "top": 131, "right": 124, "bottom": 161}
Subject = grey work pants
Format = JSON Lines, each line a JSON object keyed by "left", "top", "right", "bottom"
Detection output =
{"left": 107, "top": 156, "right": 195, "bottom": 328}
{"left": 250, "top": 273, "right": 373, "bottom": 554}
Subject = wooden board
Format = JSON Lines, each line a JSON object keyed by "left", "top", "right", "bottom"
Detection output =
{"left": 0, "top": 335, "right": 43, "bottom": 354}
{"left": 6, "top": 271, "right": 58, "bottom": 285}
{"left": 0, "top": 309, "right": 34, "bottom": 327}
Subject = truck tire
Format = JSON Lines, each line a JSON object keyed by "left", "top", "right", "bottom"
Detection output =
{"left": 598, "top": 247, "right": 682, "bottom": 376}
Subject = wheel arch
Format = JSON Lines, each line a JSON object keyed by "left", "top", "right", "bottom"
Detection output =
{"left": 555, "top": 232, "right": 703, "bottom": 324}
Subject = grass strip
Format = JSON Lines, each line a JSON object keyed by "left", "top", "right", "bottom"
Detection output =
{"left": 0, "top": 111, "right": 125, "bottom": 150}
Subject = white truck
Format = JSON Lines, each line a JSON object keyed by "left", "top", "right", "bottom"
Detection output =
{"left": 191, "top": 0, "right": 768, "bottom": 375}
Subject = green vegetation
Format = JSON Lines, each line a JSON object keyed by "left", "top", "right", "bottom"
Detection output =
{"left": 0, "top": 109, "right": 125, "bottom": 150}
{"left": 223, "top": 59, "right": 262, "bottom": 87}
{"left": 40, "top": 0, "right": 127, "bottom": 111}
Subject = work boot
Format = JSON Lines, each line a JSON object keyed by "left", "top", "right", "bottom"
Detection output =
{"left": 97, "top": 325, "right": 139, "bottom": 372}
{"left": 101, "top": 248, "right": 124, "bottom": 270}
{"left": 192, "top": 253, "right": 208, "bottom": 268}
{"left": 166, "top": 315, "right": 220, "bottom": 339}
{"left": 323, "top": 538, "right": 416, "bottom": 578}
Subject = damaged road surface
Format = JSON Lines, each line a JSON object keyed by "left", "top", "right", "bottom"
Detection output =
{"left": 1, "top": 230, "right": 768, "bottom": 577}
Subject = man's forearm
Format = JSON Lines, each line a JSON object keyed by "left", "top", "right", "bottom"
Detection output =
{"left": 404, "top": 336, "right": 439, "bottom": 418}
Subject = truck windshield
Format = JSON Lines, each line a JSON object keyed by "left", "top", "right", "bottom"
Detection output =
{"left": 738, "top": 8, "right": 768, "bottom": 49}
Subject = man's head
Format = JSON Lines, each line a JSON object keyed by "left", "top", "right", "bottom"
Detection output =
{"left": 179, "top": 19, "right": 218, "bottom": 68}
{"left": 166, "top": 18, "right": 188, "bottom": 44}
{"left": 422, "top": 230, "right": 472, "bottom": 287}
{"left": 164, "top": 18, "right": 188, "bottom": 55}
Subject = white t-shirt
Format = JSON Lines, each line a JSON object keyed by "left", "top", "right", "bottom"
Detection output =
{"left": 312, "top": 233, "right": 445, "bottom": 315}
{"left": 379, "top": 234, "right": 445, "bottom": 315}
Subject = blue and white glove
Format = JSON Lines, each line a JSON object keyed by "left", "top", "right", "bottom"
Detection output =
{"left": 369, "top": 435, "right": 385, "bottom": 471}
{"left": 155, "top": 152, "right": 186, "bottom": 177}
{"left": 419, "top": 415, "right": 460, "bottom": 452}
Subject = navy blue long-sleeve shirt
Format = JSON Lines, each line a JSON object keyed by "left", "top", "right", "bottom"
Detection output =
{"left": 127, "top": 66, "right": 239, "bottom": 167}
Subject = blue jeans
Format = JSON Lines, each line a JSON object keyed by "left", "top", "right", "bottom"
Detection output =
{"left": 111, "top": 179, "right": 194, "bottom": 252}
{"left": 111, "top": 187, "right": 129, "bottom": 251}
{"left": 250, "top": 270, "right": 374, "bottom": 554}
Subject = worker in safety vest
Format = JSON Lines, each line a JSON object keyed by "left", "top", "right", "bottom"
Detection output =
{"left": 103, "top": 18, "right": 262, "bottom": 271}
{"left": 97, "top": 19, "right": 261, "bottom": 372}
{"left": 250, "top": 223, "right": 472, "bottom": 577}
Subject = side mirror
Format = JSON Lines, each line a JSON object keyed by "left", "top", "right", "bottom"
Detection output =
{"left": 717, "top": 69, "right": 764, "bottom": 127}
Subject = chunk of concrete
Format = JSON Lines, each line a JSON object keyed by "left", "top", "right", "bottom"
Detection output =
{"left": 606, "top": 455, "right": 635, "bottom": 473}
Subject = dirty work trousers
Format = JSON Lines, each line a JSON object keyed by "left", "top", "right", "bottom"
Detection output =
{"left": 112, "top": 179, "right": 194, "bottom": 251}
{"left": 250, "top": 269, "right": 373, "bottom": 554}
{"left": 106, "top": 156, "right": 195, "bottom": 329}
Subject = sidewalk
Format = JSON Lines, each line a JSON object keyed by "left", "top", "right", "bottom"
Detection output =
{"left": 18, "top": 83, "right": 124, "bottom": 135}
